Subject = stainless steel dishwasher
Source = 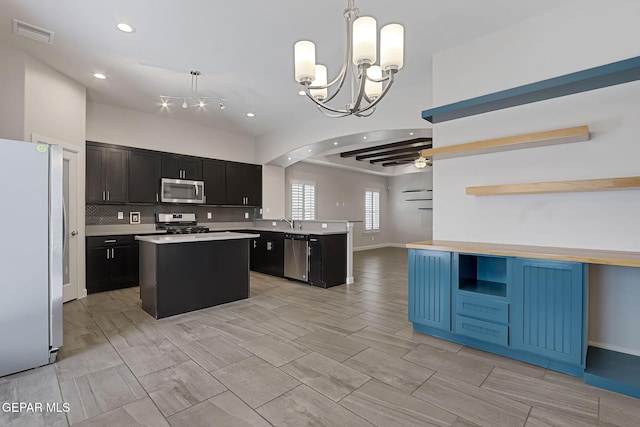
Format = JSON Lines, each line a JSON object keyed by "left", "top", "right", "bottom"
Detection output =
{"left": 284, "top": 233, "right": 309, "bottom": 282}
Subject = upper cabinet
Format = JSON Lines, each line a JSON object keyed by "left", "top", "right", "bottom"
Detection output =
{"left": 86, "top": 142, "right": 262, "bottom": 207}
{"left": 225, "top": 162, "right": 262, "bottom": 206}
{"left": 86, "top": 142, "right": 128, "bottom": 203}
{"left": 161, "top": 154, "right": 202, "bottom": 180}
{"left": 128, "top": 149, "right": 162, "bottom": 204}
{"left": 202, "top": 160, "right": 226, "bottom": 205}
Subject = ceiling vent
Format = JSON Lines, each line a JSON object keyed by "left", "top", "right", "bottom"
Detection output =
{"left": 12, "top": 19, "right": 54, "bottom": 44}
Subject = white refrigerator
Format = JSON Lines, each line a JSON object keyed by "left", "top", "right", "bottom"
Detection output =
{"left": 0, "top": 138, "right": 63, "bottom": 377}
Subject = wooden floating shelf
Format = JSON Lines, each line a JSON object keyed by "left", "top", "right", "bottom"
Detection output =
{"left": 466, "top": 176, "right": 640, "bottom": 196}
{"left": 422, "top": 55, "right": 640, "bottom": 123}
{"left": 420, "top": 125, "right": 589, "bottom": 160}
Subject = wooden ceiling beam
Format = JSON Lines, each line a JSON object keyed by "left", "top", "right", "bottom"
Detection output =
{"left": 340, "top": 137, "right": 432, "bottom": 158}
{"left": 355, "top": 142, "right": 432, "bottom": 160}
{"left": 370, "top": 152, "right": 419, "bottom": 164}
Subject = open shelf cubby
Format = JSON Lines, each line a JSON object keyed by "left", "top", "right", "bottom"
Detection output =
{"left": 458, "top": 254, "right": 508, "bottom": 297}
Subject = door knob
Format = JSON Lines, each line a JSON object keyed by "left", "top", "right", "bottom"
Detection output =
{"left": 71, "top": 230, "right": 78, "bottom": 236}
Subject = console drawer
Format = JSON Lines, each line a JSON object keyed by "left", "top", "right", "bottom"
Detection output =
{"left": 455, "top": 315, "right": 509, "bottom": 347}
{"left": 456, "top": 294, "right": 509, "bottom": 324}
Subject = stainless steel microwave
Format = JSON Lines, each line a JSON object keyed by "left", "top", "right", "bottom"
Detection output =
{"left": 161, "top": 178, "right": 205, "bottom": 204}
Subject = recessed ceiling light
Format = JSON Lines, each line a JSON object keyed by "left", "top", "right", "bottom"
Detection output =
{"left": 93, "top": 73, "right": 106, "bottom": 79}
{"left": 287, "top": 157, "right": 292, "bottom": 161}
{"left": 307, "top": 149, "right": 312, "bottom": 152}
{"left": 333, "top": 141, "right": 338, "bottom": 145}
{"left": 117, "top": 23, "right": 134, "bottom": 33}
{"left": 409, "top": 132, "right": 414, "bottom": 136}
{"left": 362, "top": 136, "right": 367, "bottom": 140}
{"left": 298, "top": 90, "right": 305, "bottom": 96}
{"left": 198, "top": 101, "right": 205, "bottom": 107}
{"left": 246, "top": 112, "right": 255, "bottom": 118}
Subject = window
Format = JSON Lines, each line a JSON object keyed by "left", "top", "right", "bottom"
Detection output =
{"left": 291, "top": 181, "right": 316, "bottom": 220}
{"left": 364, "top": 189, "right": 380, "bottom": 231}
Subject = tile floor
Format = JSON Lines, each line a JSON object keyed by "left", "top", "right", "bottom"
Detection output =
{"left": 1, "top": 247, "right": 639, "bottom": 426}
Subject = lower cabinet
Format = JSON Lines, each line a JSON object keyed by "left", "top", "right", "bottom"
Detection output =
{"left": 408, "top": 250, "right": 452, "bottom": 330}
{"left": 308, "top": 234, "right": 347, "bottom": 288}
{"left": 408, "top": 249, "right": 587, "bottom": 376}
{"left": 511, "top": 258, "right": 586, "bottom": 366}
{"left": 248, "top": 231, "right": 284, "bottom": 277}
{"left": 86, "top": 235, "right": 139, "bottom": 294}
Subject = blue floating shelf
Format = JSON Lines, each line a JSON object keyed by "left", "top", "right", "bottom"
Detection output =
{"left": 584, "top": 346, "right": 640, "bottom": 399}
{"left": 422, "top": 56, "right": 640, "bottom": 123}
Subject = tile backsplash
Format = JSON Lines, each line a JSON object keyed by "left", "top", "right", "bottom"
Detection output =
{"left": 86, "top": 204, "right": 260, "bottom": 225}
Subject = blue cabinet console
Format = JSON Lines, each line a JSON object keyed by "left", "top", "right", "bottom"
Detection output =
{"left": 511, "top": 258, "right": 587, "bottom": 367}
{"left": 408, "top": 249, "right": 587, "bottom": 377}
{"left": 408, "top": 250, "right": 451, "bottom": 330}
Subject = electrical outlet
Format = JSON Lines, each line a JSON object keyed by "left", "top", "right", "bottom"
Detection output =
{"left": 371, "top": 236, "right": 375, "bottom": 241}
{"left": 207, "top": 212, "right": 212, "bottom": 219}
{"left": 245, "top": 212, "right": 249, "bottom": 219}
{"left": 322, "top": 223, "right": 328, "bottom": 229}
{"left": 272, "top": 221, "right": 277, "bottom": 226}
{"left": 117, "top": 212, "right": 124, "bottom": 220}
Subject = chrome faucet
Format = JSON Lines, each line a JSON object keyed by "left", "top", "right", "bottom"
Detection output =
{"left": 281, "top": 218, "right": 295, "bottom": 229}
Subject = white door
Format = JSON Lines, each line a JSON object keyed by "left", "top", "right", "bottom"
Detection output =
{"left": 32, "top": 134, "right": 81, "bottom": 302}
{"left": 62, "top": 149, "right": 79, "bottom": 302}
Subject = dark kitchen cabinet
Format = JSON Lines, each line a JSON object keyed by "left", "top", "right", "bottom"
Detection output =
{"left": 86, "top": 235, "right": 139, "bottom": 294}
{"left": 129, "top": 149, "right": 162, "bottom": 203}
{"left": 308, "top": 234, "right": 347, "bottom": 288}
{"left": 162, "top": 154, "right": 202, "bottom": 180}
{"left": 202, "top": 160, "right": 226, "bottom": 205}
{"left": 248, "top": 231, "right": 284, "bottom": 277}
{"left": 86, "top": 143, "right": 128, "bottom": 203}
{"left": 225, "top": 162, "right": 262, "bottom": 206}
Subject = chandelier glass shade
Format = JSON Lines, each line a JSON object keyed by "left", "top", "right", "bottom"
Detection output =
{"left": 294, "top": 0, "right": 404, "bottom": 117}
{"left": 160, "top": 70, "right": 225, "bottom": 110}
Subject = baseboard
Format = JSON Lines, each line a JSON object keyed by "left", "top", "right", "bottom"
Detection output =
{"left": 78, "top": 288, "right": 88, "bottom": 299}
{"left": 588, "top": 340, "right": 640, "bottom": 357}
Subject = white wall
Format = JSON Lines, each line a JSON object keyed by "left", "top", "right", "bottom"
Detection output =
{"left": 431, "top": 0, "right": 640, "bottom": 354}
{"left": 0, "top": 44, "right": 26, "bottom": 141}
{"left": 388, "top": 171, "right": 433, "bottom": 245}
{"left": 285, "top": 162, "right": 392, "bottom": 249}
{"left": 262, "top": 165, "right": 285, "bottom": 219}
{"left": 24, "top": 56, "right": 86, "bottom": 147}
{"left": 86, "top": 102, "right": 256, "bottom": 162}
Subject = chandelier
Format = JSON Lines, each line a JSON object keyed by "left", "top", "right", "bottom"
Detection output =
{"left": 294, "top": 0, "right": 404, "bottom": 118}
{"left": 160, "top": 70, "right": 226, "bottom": 110}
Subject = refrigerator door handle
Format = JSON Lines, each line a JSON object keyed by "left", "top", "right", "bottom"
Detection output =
{"left": 62, "top": 197, "right": 68, "bottom": 255}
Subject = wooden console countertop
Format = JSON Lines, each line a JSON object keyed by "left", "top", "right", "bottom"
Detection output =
{"left": 406, "top": 240, "right": 640, "bottom": 268}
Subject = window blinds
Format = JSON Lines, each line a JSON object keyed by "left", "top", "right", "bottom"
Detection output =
{"left": 291, "top": 183, "right": 316, "bottom": 220}
{"left": 365, "top": 190, "right": 380, "bottom": 231}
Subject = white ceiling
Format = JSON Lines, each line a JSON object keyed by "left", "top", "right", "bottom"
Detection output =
{"left": 0, "top": 0, "right": 579, "bottom": 140}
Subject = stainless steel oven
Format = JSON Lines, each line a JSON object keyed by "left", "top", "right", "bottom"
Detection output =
{"left": 161, "top": 178, "right": 205, "bottom": 204}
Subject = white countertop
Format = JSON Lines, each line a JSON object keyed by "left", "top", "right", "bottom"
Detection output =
{"left": 136, "top": 231, "right": 259, "bottom": 245}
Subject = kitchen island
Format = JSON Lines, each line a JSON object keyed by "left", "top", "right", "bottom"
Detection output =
{"left": 136, "top": 232, "right": 259, "bottom": 319}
